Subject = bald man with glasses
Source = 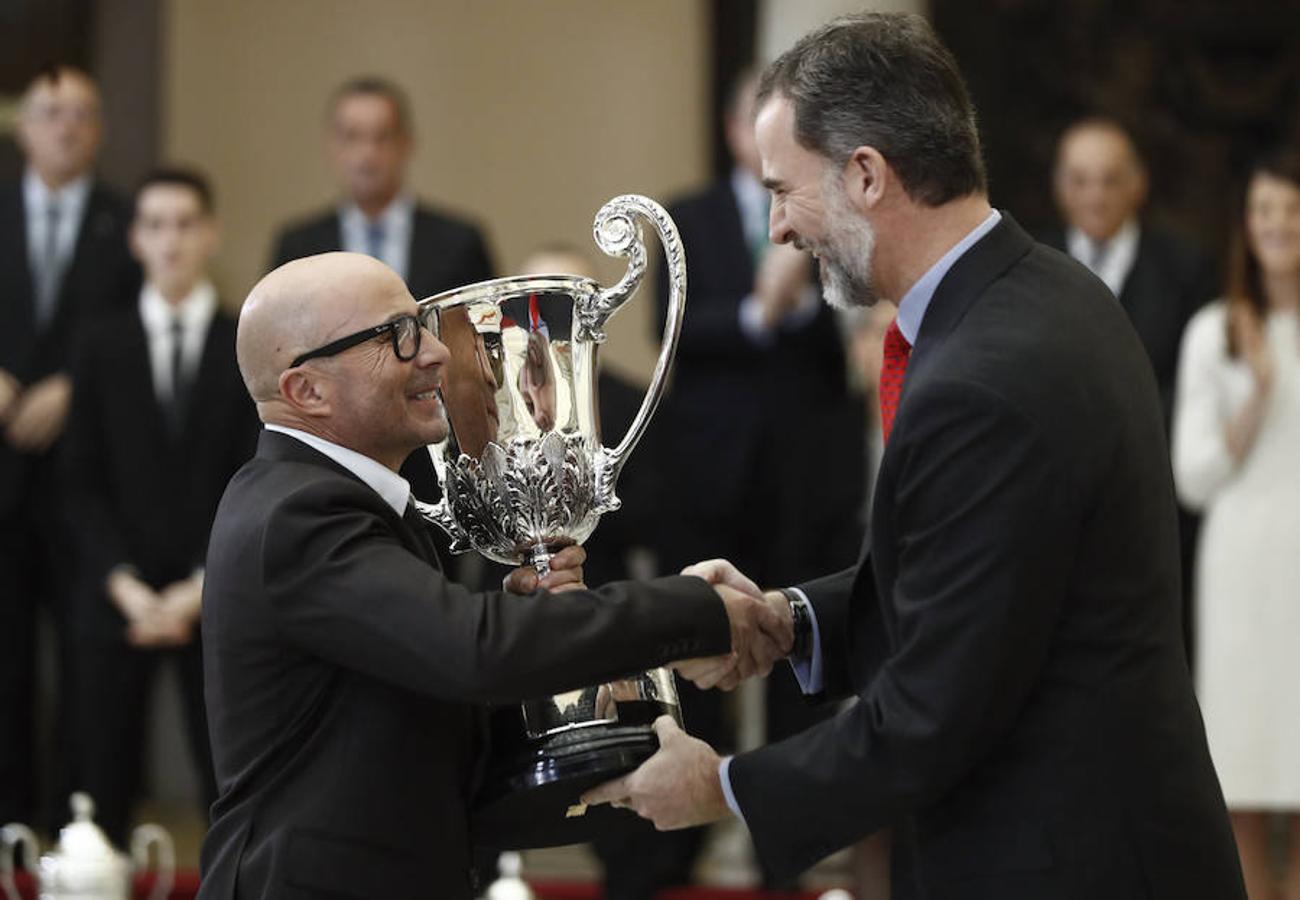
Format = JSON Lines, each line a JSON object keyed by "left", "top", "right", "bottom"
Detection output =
{"left": 197, "top": 252, "right": 785, "bottom": 899}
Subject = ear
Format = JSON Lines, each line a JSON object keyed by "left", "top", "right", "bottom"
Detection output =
{"left": 278, "top": 368, "right": 332, "bottom": 418}
{"left": 843, "top": 146, "right": 889, "bottom": 213}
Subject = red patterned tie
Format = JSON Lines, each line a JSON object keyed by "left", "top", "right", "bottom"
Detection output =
{"left": 879, "top": 319, "right": 912, "bottom": 445}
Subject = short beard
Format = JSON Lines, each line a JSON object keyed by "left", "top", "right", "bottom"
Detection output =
{"left": 817, "top": 168, "right": 878, "bottom": 311}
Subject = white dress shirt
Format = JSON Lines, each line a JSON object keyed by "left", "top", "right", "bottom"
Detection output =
{"left": 263, "top": 424, "right": 412, "bottom": 516}
{"left": 138, "top": 281, "right": 218, "bottom": 405}
{"left": 1066, "top": 218, "right": 1140, "bottom": 298}
{"left": 340, "top": 194, "right": 415, "bottom": 282}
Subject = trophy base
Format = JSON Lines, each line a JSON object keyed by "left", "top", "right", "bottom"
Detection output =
{"left": 471, "top": 707, "right": 671, "bottom": 849}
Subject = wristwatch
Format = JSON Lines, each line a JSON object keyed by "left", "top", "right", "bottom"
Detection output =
{"left": 779, "top": 588, "right": 813, "bottom": 660}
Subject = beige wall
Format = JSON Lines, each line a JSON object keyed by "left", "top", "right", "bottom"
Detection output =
{"left": 163, "top": 0, "right": 711, "bottom": 383}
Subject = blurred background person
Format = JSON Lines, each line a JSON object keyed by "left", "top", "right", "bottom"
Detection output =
{"left": 0, "top": 64, "right": 140, "bottom": 833}
{"left": 269, "top": 76, "right": 495, "bottom": 527}
{"left": 1172, "top": 147, "right": 1300, "bottom": 900}
{"left": 1046, "top": 116, "right": 1217, "bottom": 663}
{"left": 61, "top": 167, "right": 259, "bottom": 846}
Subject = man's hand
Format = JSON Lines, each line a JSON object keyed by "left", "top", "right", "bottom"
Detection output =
{"left": 6, "top": 374, "right": 72, "bottom": 452}
{"left": 580, "top": 716, "right": 731, "bottom": 830}
{"left": 502, "top": 545, "right": 587, "bottom": 595}
{"left": 0, "top": 369, "right": 20, "bottom": 425}
{"left": 674, "top": 560, "right": 793, "bottom": 690}
{"left": 149, "top": 573, "right": 204, "bottom": 646}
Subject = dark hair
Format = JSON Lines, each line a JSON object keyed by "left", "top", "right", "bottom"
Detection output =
{"left": 328, "top": 76, "right": 412, "bottom": 134}
{"left": 135, "top": 166, "right": 215, "bottom": 215}
{"left": 1225, "top": 145, "right": 1300, "bottom": 356}
{"left": 756, "top": 12, "right": 985, "bottom": 206}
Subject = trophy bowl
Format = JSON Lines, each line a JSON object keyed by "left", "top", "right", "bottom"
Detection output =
{"left": 415, "top": 195, "right": 687, "bottom": 848}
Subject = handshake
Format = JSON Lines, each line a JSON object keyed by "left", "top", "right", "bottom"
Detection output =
{"left": 674, "top": 559, "right": 795, "bottom": 692}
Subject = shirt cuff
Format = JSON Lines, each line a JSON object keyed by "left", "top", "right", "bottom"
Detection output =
{"left": 738, "top": 294, "right": 775, "bottom": 346}
{"left": 718, "top": 755, "right": 746, "bottom": 823}
{"left": 786, "top": 586, "right": 825, "bottom": 695}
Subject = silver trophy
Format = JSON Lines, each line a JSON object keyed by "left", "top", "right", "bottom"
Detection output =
{"left": 415, "top": 194, "right": 685, "bottom": 848}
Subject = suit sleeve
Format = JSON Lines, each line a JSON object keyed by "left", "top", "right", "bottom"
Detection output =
{"left": 259, "top": 485, "right": 731, "bottom": 703}
{"left": 654, "top": 207, "right": 758, "bottom": 363}
{"left": 729, "top": 379, "right": 1073, "bottom": 881}
{"left": 797, "top": 565, "right": 876, "bottom": 701}
{"left": 61, "top": 340, "right": 129, "bottom": 584}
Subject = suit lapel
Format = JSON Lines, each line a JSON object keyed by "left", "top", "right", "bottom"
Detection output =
{"left": 257, "top": 430, "right": 443, "bottom": 570}
{"left": 406, "top": 207, "right": 439, "bottom": 298}
{"left": 0, "top": 188, "right": 36, "bottom": 331}
{"left": 908, "top": 214, "right": 1036, "bottom": 383}
{"left": 179, "top": 313, "right": 234, "bottom": 446}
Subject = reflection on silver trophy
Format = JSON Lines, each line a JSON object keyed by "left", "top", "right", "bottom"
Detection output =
{"left": 415, "top": 194, "right": 687, "bottom": 848}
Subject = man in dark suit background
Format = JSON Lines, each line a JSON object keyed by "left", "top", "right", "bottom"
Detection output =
{"left": 269, "top": 76, "right": 494, "bottom": 555}
{"left": 197, "top": 251, "right": 785, "bottom": 899}
{"left": 587, "top": 14, "right": 1244, "bottom": 899}
{"left": 62, "top": 168, "right": 259, "bottom": 845}
{"left": 1045, "top": 117, "right": 1217, "bottom": 663}
{"left": 0, "top": 65, "right": 140, "bottom": 830}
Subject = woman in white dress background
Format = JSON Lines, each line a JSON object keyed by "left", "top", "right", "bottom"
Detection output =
{"left": 1173, "top": 148, "right": 1300, "bottom": 900}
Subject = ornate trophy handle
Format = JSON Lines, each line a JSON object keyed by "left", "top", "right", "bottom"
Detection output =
{"left": 577, "top": 194, "right": 686, "bottom": 472}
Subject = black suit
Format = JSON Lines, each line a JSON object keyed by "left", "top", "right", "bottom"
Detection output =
{"left": 61, "top": 304, "right": 259, "bottom": 844}
{"left": 1044, "top": 223, "right": 1215, "bottom": 664}
{"left": 197, "top": 431, "right": 728, "bottom": 899}
{"left": 269, "top": 202, "right": 494, "bottom": 541}
{"left": 728, "top": 216, "right": 1243, "bottom": 898}
{"left": 0, "top": 180, "right": 139, "bottom": 827}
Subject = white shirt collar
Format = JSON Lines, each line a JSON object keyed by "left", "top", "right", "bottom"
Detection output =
{"left": 339, "top": 194, "right": 415, "bottom": 280}
{"left": 139, "top": 280, "right": 218, "bottom": 335}
{"left": 23, "top": 168, "right": 93, "bottom": 217}
{"left": 1065, "top": 218, "right": 1140, "bottom": 297}
{"left": 895, "top": 209, "right": 1002, "bottom": 345}
{"left": 264, "top": 424, "right": 412, "bottom": 516}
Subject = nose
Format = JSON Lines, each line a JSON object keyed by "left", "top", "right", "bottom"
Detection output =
{"left": 416, "top": 323, "right": 450, "bottom": 368}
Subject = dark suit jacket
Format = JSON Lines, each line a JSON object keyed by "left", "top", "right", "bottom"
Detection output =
{"left": 197, "top": 431, "right": 729, "bottom": 900}
{"left": 1041, "top": 224, "right": 1214, "bottom": 425}
{"left": 0, "top": 181, "right": 140, "bottom": 515}
{"left": 61, "top": 305, "right": 259, "bottom": 635}
{"left": 728, "top": 216, "right": 1243, "bottom": 899}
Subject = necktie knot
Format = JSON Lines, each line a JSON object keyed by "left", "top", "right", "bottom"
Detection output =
{"left": 878, "top": 319, "right": 912, "bottom": 445}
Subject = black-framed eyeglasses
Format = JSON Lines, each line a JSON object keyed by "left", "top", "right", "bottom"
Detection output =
{"left": 289, "top": 311, "right": 432, "bottom": 369}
